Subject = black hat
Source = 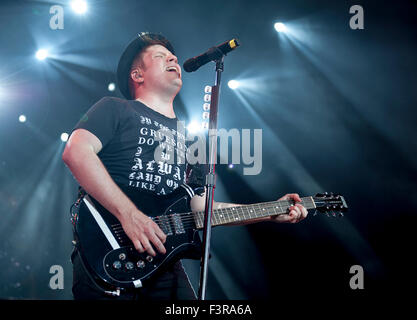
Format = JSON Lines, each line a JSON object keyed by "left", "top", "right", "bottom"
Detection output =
{"left": 116, "top": 32, "right": 175, "bottom": 100}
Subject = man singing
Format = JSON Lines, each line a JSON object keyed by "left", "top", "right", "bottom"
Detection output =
{"left": 62, "top": 32, "right": 308, "bottom": 300}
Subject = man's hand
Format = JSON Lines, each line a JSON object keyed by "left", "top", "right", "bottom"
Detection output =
{"left": 272, "top": 193, "right": 308, "bottom": 223}
{"left": 119, "top": 210, "right": 167, "bottom": 257}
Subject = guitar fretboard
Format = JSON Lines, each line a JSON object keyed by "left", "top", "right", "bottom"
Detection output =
{"left": 193, "top": 197, "right": 316, "bottom": 229}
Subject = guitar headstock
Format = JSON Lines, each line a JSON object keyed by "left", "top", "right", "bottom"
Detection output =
{"left": 312, "top": 192, "right": 348, "bottom": 217}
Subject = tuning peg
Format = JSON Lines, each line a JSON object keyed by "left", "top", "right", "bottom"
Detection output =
{"left": 337, "top": 212, "right": 344, "bottom": 217}
{"left": 331, "top": 211, "right": 336, "bottom": 217}
{"left": 313, "top": 210, "right": 318, "bottom": 216}
{"left": 325, "top": 212, "right": 330, "bottom": 217}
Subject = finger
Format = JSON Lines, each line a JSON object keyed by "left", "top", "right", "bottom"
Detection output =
{"left": 140, "top": 237, "right": 156, "bottom": 257}
{"left": 291, "top": 193, "right": 302, "bottom": 202}
{"left": 133, "top": 239, "right": 145, "bottom": 253}
{"left": 289, "top": 206, "right": 301, "bottom": 222}
{"left": 154, "top": 224, "right": 167, "bottom": 243}
{"left": 279, "top": 193, "right": 301, "bottom": 202}
{"left": 295, "top": 204, "right": 308, "bottom": 219}
{"left": 149, "top": 233, "right": 166, "bottom": 255}
{"left": 276, "top": 214, "right": 295, "bottom": 223}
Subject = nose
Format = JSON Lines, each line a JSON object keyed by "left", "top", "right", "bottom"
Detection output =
{"left": 168, "top": 54, "right": 178, "bottom": 64}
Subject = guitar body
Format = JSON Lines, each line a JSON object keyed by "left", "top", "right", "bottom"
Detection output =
{"left": 73, "top": 184, "right": 204, "bottom": 291}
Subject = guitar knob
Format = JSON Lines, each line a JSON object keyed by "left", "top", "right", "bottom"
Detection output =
{"left": 146, "top": 255, "right": 153, "bottom": 263}
{"left": 119, "top": 253, "right": 126, "bottom": 261}
{"left": 125, "top": 262, "right": 134, "bottom": 270}
{"left": 112, "top": 261, "right": 122, "bottom": 270}
{"left": 137, "top": 260, "right": 145, "bottom": 268}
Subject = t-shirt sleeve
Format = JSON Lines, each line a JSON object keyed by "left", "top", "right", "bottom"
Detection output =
{"left": 72, "top": 97, "right": 121, "bottom": 148}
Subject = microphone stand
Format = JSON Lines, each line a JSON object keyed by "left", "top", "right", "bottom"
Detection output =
{"left": 197, "top": 56, "right": 224, "bottom": 300}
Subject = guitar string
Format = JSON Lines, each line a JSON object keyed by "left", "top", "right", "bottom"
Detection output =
{"left": 109, "top": 200, "right": 303, "bottom": 238}
{"left": 153, "top": 197, "right": 316, "bottom": 225}
{"left": 110, "top": 197, "right": 340, "bottom": 237}
{"left": 110, "top": 198, "right": 316, "bottom": 232}
{"left": 154, "top": 199, "right": 317, "bottom": 232}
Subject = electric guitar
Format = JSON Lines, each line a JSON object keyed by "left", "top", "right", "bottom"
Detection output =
{"left": 71, "top": 184, "right": 348, "bottom": 293}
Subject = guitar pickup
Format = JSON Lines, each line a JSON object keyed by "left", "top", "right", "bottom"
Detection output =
{"left": 171, "top": 214, "right": 185, "bottom": 235}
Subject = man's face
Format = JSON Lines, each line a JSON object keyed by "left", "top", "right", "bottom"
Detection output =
{"left": 136, "top": 44, "right": 182, "bottom": 94}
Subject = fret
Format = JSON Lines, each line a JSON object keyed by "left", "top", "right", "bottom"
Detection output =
{"left": 212, "top": 209, "right": 219, "bottom": 226}
{"left": 254, "top": 202, "right": 262, "bottom": 219}
{"left": 239, "top": 206, "right": 246, "bottom": 222}
{"left": 231, "top": 207, "right": 238, "bottom": 223}
{"left": 248, "top": 205, "right": 254, "bottom": 220}
{"left": 246, "top": 205, "right": 253, "bottom": 220}
{"left": 241, "top": 206, "right": 247, "bottom": 221}
{"left": 218, "top": 208, "right": 225, "bottom": 225}
{"left": 236, "top": 207, "right": 242, "bottom": 221}
{"left": 216, "top": 208, "right": 223, "bottom": 225}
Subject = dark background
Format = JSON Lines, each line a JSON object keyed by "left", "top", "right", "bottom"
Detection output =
{"left": 0, "top": 0, "right": 416, "bottom": 300}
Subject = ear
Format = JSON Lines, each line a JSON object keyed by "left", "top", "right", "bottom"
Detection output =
{"left": 130, "top": 68, "right": 144, "bottom": 84}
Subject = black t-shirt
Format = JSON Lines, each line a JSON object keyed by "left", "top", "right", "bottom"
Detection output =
{"left": 73, "top": 96, "right": 201, "bottom": 195}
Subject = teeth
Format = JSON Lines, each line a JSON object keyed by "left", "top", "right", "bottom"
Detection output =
{"left": 167, "top": 67, "right": 177, "bottom": 72}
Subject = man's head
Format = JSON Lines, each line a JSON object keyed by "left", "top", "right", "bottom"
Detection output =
{"left": 117, "top": 32, "right": 181, "bottom": 100}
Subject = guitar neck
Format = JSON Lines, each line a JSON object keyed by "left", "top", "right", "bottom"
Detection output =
{"left": 193, "top": 197, "right": 316, "bottom": 229}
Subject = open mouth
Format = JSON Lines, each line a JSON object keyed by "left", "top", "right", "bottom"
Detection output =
{"left": 166, "top": 66, "right": 179, "bottom": 73}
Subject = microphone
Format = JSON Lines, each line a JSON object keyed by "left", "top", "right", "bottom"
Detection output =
{"left": 183, "top": 38, "right": 240, "bottom": 72}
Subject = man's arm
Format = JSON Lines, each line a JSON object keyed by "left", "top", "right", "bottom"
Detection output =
{"left": 62, "top": 128, "right": 167, "bottom": 257}
{"left": 190, "top": 190, "right": 308, "bottom": 225}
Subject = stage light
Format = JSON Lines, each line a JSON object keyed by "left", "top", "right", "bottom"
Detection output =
{"left": 186, "top": 121, "right": 201, "bottom": 134}
{"left": 228, "top": 80, "right": 240, "bottom": 90}
{"left": 35, "top": 49, "right": 48, "bottom": 61}
{"left": 60, "top": 133, "right": 69, "bottom": 142}
{"left": 108, "top": 83, "right": 116, "bottom": 92}
{"left": 274, "top": 22, "right": 287, "bottom": 33}
{"left": 19, "top": 115, "right": 26, "bottom": 123}
{"left": 71, "top": 0, "right": 88, "bottom": 14}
